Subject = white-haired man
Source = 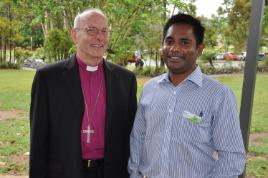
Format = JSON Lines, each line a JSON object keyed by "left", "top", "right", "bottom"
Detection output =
{"left": 30, "top": 9, "right": 137, "bottom": 178}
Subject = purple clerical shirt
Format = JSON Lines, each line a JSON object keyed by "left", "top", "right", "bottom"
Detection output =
{"left": 77, "top": 55, "right": 106, "bottom": 160}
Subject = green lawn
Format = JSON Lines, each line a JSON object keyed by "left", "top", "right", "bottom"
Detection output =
{"left": 0, "top": 69, "right": 267, "bottom": 177}
{"left": 0, "top": 70, "right": 34, "bottom": 110}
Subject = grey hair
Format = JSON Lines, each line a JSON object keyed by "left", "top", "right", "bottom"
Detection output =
{"left": 73, "top": 8, "right": 106, "bottom": 29}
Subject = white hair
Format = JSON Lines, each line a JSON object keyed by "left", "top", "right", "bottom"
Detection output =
{"left": 73, "top": 8, "right": 106, "bottom": 29}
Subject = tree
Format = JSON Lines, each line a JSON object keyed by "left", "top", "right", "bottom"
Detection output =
{"left": 44, "top": 28, "right": 72, "bottom": 62}
{"left": 218, "top": 0, "right": 250, "bottom": 52}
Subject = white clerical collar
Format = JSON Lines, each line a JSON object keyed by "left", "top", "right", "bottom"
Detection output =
{"left": 86, "top": 65, "right": 98, "bottom": 72}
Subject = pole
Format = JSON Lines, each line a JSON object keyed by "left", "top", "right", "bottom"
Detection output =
{"left": 239, "top": 0, "right": 265, "bottom": 177}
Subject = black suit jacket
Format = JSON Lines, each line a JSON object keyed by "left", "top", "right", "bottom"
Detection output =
{"left": 29, "top": 55, "right": 137, "bottom": 178}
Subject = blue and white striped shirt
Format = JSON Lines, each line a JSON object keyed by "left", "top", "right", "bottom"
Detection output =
{"left": 128, "top": 66, "right": 246, "bottom": 178}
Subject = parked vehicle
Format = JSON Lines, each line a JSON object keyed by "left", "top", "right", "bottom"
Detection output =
{"left": 259, "top": 52, "right": 265, "bottom": 61}
{"left": 23, "top": 59, "right": 46, "bottom": 69}
{"left": 215, "top": 53, "right": 225, "bottom": 60}
{"left": 239, "top": 52, "right": 265, "bottom": 61}
{"left": 238, "top": 52, "right": 246, "bottom": 61}
{"left": 223, "top": 53, "right": 239, "bottom": 61}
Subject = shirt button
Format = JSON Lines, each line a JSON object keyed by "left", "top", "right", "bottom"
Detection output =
{"left": 173, "top": 91, "right": 176, "bottom": 95}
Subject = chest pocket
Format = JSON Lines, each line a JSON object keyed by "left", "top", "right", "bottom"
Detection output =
{"left": 175, "top": 112, "right": 212, "bottom": 143}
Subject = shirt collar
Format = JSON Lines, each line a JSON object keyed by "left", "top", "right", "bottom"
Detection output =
{"left": 187, "top": 65, "right": 203, "bottom": 87}
{"left": 76, "top": 54, "right": 104, "bottom": 72}
{"left": 157, "top": 65, "right": 203, "bottom": 87}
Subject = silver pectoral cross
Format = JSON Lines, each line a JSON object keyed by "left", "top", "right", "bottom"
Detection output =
{"left": 82, "top": 125, "right": 95, "bottom": 143}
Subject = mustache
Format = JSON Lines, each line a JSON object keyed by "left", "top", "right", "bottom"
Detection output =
{"left": 168, "top": 51, "right": 183, "bottom": 58}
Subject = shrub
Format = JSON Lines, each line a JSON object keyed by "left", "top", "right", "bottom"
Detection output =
{"left": 44, "top": 28, "right": 73, "bottom": 62}
{"left": 32, "top": 47, "right": 46, "bottom": 61}
{"left": 14, "top": 47, "right": 32, "bottom": 64}
{"left": 0, "top": 61, "right": 20, "bottom": 69}
{"left": 199, "top": 64, "right": 243, "bottom": 75}
{"left": 134, "top": 66, "right": 166, "bottom": 77}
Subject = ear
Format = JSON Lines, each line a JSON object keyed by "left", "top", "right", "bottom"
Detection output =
{"left": 197, "top": 43, "right": 205, "bottom": 57}
{"left": 71, "top": 28, "right": 78, "bottom": 43}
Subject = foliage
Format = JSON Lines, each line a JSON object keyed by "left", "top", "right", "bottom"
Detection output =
{"left": 217, "top": 0, "right": 251, "bottom": 52}
{"left": 0, "top": 61, "right": 20, "bottom": 69}
{"left": 199, "top": 49, "right": 217, "bottom": 68}
{"left": 44, "top": 28, "right": 73, "bottom": 62}
{"left": 134, "top": 66, "right": 166, "bottom": 77}
{"left": 31, "top": 47, "right": 46, "bottom": 60}
{"left": 199, "top": 64, "right": 243, "bottom": 75}
{"left": 14, "top": 47, "right": 32, "bottom": 63}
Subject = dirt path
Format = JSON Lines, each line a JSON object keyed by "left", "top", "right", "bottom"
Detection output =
{"left": 0, "top": 110, "right": 24, "bottom": 121}
{"left": 0, "top": 175, "right": 28, "bottom": 178}
{"left": 249, "top": 132, "right": 268, "bottom": 145}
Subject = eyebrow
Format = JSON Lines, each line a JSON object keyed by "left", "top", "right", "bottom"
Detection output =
{"left": 164, "top": 36, "right": 174, "bottom": 41}
{"left": 180, "top": 38, "right": 192, "bottom": 41}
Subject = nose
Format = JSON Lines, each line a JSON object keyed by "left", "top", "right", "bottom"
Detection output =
{"left": 95, "top": 31, "right": 104, "bottom": 40}
{"left": 169, "top": 43, "right": 180, "bottom": 52}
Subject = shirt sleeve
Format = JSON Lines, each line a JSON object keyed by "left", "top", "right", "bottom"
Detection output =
{"left": 128, "top": 91, "right": 146, "bottom": 178}
{"left": 211, "top": 88, "right": 246, "bottom": 178}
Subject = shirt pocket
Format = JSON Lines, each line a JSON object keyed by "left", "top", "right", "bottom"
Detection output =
{"left": 177, "top": 113, "right": 211, "bottom": 143}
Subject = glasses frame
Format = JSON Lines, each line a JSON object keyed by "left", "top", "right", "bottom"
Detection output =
{"left": 75, "top": 26, "right": 109, "bottom": 36}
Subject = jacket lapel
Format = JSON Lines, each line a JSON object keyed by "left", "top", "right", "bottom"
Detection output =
{"left": 62, "top": 56, "right": 84, "bottom": 120}
{"left": 103, "top": 61, "right": 113, "bottom": 138}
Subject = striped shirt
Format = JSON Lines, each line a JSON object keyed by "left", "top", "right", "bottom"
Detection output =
{"left": 128, "top": 66, "right": 246, "bottom": 178}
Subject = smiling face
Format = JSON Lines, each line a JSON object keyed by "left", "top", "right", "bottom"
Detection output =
{"left": 163, "top": 24, "right": 204, "bottom": 80}
{"left": 162, "top": 23, "right": 204, "bottom": 77}
{"left": 71, "top": 11, "right": 109, "bottom": 66}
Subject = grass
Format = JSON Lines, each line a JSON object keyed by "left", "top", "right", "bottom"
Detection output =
{"left": 0, "top": 70, "right": 35, "bottom": 110}
{"left": 213, "top": 74, "right": 268, "bottom": 133}
{"left": 0, "top": 69, "right": 267, "bottom": 177}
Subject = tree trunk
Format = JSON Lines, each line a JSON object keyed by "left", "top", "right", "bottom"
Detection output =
{"left": 63, "top": 9, "right": 68, "bottom": 30}
{"left": 4, "top": 43, "right": 7, "bottom": 62}
{"left": 155, "top": 51, "right": 158, "bottom": 68}
{"left": 41, "top": 22, "right": 47, "bottom": 36}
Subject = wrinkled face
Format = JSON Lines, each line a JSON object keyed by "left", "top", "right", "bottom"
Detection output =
{"left": 162, "top": 24, "right": 204, "bottom": 76}
{"left": 72, "top": 12, "right": 109, "bottom": 65}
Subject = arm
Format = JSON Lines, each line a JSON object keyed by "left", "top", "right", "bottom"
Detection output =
{"left": 128, "top": 91, "right": 146, "bottom": 178}
{"left": 123, "top": 74, "right": 138, "bottom": 177}
{"left": 29, "top": 71, "right": 49, "bottom": 178}
{"left": 211, "top": 88, "right": 246, "bottom": 178}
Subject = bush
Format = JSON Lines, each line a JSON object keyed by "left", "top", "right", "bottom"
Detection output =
{"left": 200, "top": 49, "right": 217, "bottom": 68}
{"left": 14, "top": 47, "right": 32, "bottom": 64}
{"left": 44, "top": 28, "right": 73, "bottom": 62}
{"left": 32, "top": 47, "right": 46, "bottom": 61}
{"left": 199, "top": 64, "right": 242, "bottom": 75}
{"left": 0, "top": 61, "right": 20, "bottom": 69}
{"left": 134, "top": 66, "right": 166, "bottom": 77}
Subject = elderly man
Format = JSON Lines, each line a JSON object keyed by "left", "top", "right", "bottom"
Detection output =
{"left": 30, "top": 8, "right": 137, "bottom": 178}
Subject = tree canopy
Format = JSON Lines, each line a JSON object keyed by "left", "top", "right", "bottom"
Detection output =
{"left": 0, "top": 0, "right": 267, "bottom": 64}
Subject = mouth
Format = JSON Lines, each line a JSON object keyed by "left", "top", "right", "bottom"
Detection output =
{"left": 90, "top": 44, "right": 104, "bottom": 48}
{"left": 168, "top": 55, "right": 183, "bottom": 61}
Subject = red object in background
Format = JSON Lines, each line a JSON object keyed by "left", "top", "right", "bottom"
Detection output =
{"left": 223, "top": 53, "right": 239, "bottom": 61}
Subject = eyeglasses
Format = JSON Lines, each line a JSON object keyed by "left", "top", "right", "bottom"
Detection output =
{"left": 76, "top": 27, "right": 109, "bottom": 36}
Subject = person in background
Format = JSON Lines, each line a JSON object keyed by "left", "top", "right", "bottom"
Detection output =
{"left": 128, "top": 13, "right": 246, "bottom": 178}
{"left": 30, "top": 8, "right": 137, "bottom": 178}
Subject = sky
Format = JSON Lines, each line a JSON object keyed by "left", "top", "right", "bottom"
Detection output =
{"left": 194, "top": 0, "right": 224, "bottom": 18}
